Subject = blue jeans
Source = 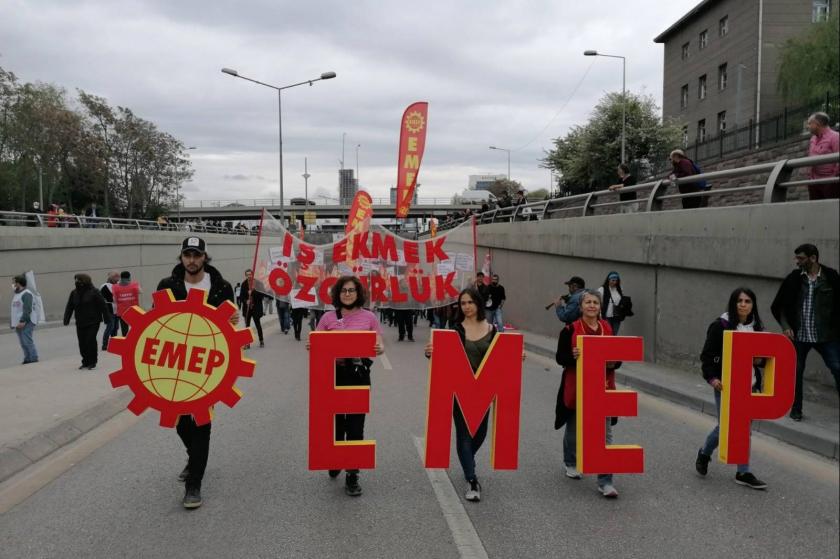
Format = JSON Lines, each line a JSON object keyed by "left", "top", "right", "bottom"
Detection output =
{"left": 701, "top": 390, "right": 749, "bottom": 473}
{"left": 490, "top": 308, "right": 504, "bottom": 332}
{"left": 275, "top": 302, "right": 291, "bottom": 332}
{"left": 101, "top": 314, "right": 120, "bottom": 350}
{"left": 16, "top": 322, "right": 38, "bottom": 363}
{"left": 453, "top": 407, "right": 488, "bottom": 481}
{"left": 563, "top": 413, "right": 614, "bottom": 487}
{"left": 792, "top": 340, "right": 840, "bottom": 414}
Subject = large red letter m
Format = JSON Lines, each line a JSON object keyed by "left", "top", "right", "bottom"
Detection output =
{"left": 424, "top": 330, "right": 524, "bottom": 469}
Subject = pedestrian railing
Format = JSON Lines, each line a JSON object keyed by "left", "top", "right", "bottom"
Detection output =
{"left": 179, "top": 196, "right": 457, "bottom": 208}
{"left": 0, "top": 213, "right": 266, "bottom": 235}
{"left": 430, "top": 153, "right": 839, "bottom": 234}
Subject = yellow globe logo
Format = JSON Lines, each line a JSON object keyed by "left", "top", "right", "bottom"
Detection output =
{"left": 134, "top": 312, "right": 230, "bottom": 402}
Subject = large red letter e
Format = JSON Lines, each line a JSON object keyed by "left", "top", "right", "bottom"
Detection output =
{"left": 308, "top": 331, "right": 377, "bottom": 470}
{"left": 424, "top": 330, "right": 524, "bottom": 469}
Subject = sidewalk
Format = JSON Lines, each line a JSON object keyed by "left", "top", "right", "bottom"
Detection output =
{"left": 520, "top": 328, "right": 840, "bottom": 460}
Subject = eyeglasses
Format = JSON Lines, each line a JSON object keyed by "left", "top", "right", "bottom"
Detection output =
{"left": 340, "top": 288, "right": 357, "bottom": 294}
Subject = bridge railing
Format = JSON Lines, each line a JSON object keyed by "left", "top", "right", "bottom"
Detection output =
{"left": 179, "top": 197, "right": 456, "bottom": 208}
{"left": 431, "top": 153, "right": 839, "bottom": 234}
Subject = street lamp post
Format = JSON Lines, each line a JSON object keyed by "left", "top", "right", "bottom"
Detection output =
{"left": 221, "top": 67, "right": 336, "bottom": 224}
{"left": 488, "top": 146, "right": 511, "bottom": 180}
{"left": 355, "top": 144, "right": 361, "bottom": 185}
{"left": 584, "top": 50, "right": 626, "bottom": 164}
{"left": 302, "top": 157, "right": 311, "bottom": 207}
{"left": 178, "top": 146, "right": 197, "bottom": 222}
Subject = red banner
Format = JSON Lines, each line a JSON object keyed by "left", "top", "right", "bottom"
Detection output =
{"left": 396, "top": 102, "right": 429, "bottom": 218}
{"left": 346, "top": 190, "right": 373, "bottom": 234}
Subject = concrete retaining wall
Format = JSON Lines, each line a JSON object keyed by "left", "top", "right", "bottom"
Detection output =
{"left": 475, "top": 200, "right": 839, "bottom": 402}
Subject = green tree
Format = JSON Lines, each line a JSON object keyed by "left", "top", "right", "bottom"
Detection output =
{"left": 542, "top": 92, "right": 683, "bottom": 192}
{"left": 777, "top": 11, "right": 840, "bottom": 104}
{"left": 487, "top": 178, "right": 524, "bottom": 198}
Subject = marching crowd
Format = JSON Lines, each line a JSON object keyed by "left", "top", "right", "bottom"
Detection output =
{"left": 8, "top": 235, "right": 839, "bottom": 509}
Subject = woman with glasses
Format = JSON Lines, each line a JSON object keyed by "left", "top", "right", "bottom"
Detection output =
{"left": 306, "top": 275, "right": 383, "bottom": 497}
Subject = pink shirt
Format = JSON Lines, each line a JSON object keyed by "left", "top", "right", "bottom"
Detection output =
{"left": 809, "top": 128, "right": 840, "bottom": 179}
{"left": 316, "top": 308, "right": 382, "bottom": 334}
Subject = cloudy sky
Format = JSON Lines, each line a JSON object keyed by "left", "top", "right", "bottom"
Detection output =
{"left": 1, "top": 0, "right": 699, "bottom": 203}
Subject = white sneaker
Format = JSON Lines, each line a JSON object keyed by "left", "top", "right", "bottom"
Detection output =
{"left": 564, "top": 465, "right": 582, "bottom": 479}
{"left": 598, "top": 484, "right": 619, "bottom": 498}
{"left": 464, "top": 479, "right": 481, "bottom": 502}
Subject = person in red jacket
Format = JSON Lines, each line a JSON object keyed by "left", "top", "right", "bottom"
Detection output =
{"left": 111, "top": 271, "right": 142, "bottom": 335}
{"left": 554, "top": 289, "right": 621, "bottom": 498}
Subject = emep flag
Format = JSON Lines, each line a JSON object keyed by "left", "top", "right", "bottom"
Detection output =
{"left": 395, "top": 102, "right": 428, "bottom": 218}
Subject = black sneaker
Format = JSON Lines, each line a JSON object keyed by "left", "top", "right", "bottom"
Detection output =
{"left": 345, "top": 473, "right": 362, "bottom": 496}
{"left": 183, "top": 485, "right": 202, "bottom": 509}
{"left": 695, "top": 450, "right": 711, "bottom": 476}
{"left": 735, "top": 472, "right": 767, "bottom": 490}
{"left": 259, "top": 340, "right": 265, "bottom": 348}
{"left": 78, "top": 364, "right": 87, "bottom": 370}
{"left": 328, "top": 469, "right": 341, "bottom": 479}
{"left": 465, "top": 478, "right": 481, "bottom": 502}
{"left": 178, "top": 464, "right": 190, "bottom": 482}
{"left": 789, "top": 410, "right": 803, "bottom": 422}
{"left": 87, "top": 364, "right": 96, "bottom": 370}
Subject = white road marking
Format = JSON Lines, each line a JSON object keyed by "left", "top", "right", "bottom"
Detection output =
{"left": 412, "top": 436, "right": 489, "bottom": 559}
{"left": 379, "top": 352, "right": 393, "bottom": 371}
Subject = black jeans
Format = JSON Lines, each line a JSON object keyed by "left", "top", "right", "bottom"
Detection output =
{"left": 76, "top": 323, "right": 99, "bottom": 366}
{"left": 176, "top": 415, "right": 211, "bottom": 489}
{"left": 245, "top": 313, "right": 263, "bottom": 343}
{"left": 335, "top": 362, "right": 370, "bottom": 474}
{"left": 396, "top": 309, "right": 414, "bottom": 340}
{"left": 291, "top": 309, "right": 307, "bottom": 339}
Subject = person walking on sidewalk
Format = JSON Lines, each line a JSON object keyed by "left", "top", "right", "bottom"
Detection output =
{"left": 63, "top": 273, "right": 112, "bottom": 370}
{"left": 291, "top": 306, "right": 308, "bottom": 341}
{"left": 240, "top": 269, "right": 265, "bottom": 348}
{"left": 11, "top": 274, "right": 39, "bottom": 364}
{"left": 597, "top": 271, "right": 631, "bottom": 335}
{"left": 306, "top": 276, "right": 384, "bottom": 497}
{"left": 424, "top": 286, "right": 523, "bottom": 503}
{"left": 99, "top": 271, "right": 120, "bottom": 350}
{"left": 554, "top": 289, "right": 621, "bottom": 498}
{"left": 156, "top": 236, "right": 237, "bottom": 509}
{"left": 395, "top": 308, "right": 415, "bottom": 341}
{"left": 695, "top": 287, "right": 768, "bottom": 490}
{"left": 771, "top": 243, "right": 840, "bottom": 421}
{"left": 553, "top": 276, "right": 585, "bottom": 325}
{"left": 275, "top": 298, "right": 291, "bottom": 335}
{"left": 486, "top": 274, "right": 506, "bottom": 333}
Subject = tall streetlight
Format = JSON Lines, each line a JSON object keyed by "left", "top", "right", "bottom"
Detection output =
{"left": 302, "top": 157, "right": 311, "bottom": 207}
{"left": 355, "top": 144, "right": 361, "bottom": 184}
{"left": 488, "top": 146, "right": 511, "bottom": 180}
{"left": 178, "top": 146, "right": 197, "bottom": 222}
{"left": 221, "top": 67, "right": 337, "bottom": 224}
{"left": 584, "top": 50, "right": 627, "bottom": 164}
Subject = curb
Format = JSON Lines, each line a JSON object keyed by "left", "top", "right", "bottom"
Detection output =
{"left": 0, "top": 390, "right": 132, "bottom": 484}
{"left": 524, "top": 341, "right": 839, "bottom": 461}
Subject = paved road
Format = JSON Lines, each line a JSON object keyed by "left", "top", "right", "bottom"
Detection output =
{"left": 1, "top": 320, "right": 838, "bottom": 558}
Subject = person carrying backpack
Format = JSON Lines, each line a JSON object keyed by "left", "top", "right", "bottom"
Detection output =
{"left": 669, "top": 149, "right": 708, "bottom": 209}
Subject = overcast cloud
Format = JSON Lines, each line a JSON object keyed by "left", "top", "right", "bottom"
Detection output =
{"left": 1, "top": 0, "right": 699, "bottom": 203}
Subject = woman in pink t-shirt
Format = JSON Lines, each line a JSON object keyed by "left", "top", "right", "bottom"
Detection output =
{"left": 306, "top": 275, "right": 383, "bottom": 497}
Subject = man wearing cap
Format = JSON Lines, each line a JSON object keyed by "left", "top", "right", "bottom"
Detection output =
{"left": 112, "top": 271, "right": 142, "bottom": 336}
{"left": 156, "top": 236, "right": 237, "bottom": 509}
{"left": 554, "top": 276, "right": 585, "bottom": 325}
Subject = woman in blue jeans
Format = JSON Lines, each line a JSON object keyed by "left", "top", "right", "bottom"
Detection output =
{"left": 695, "top": 287, "right": 768, "bottom": 490}
{"left": 424, "top": 286, "right": 523, "bottom": 502}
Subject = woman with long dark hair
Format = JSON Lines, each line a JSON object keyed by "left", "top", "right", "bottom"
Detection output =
{"left": 424, "top": 286, "right": 522, "bottom": 503}
{"left": 306, "top": 275, "right": 383, "bottom": 497}
{"left": 695, "top": 287, "right": 768, "bottom": 489}
{"left": 597, "top": 271, "right": 626, "bottom": 335}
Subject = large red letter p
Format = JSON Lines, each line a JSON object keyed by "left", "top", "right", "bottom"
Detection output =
{"left": 719, "top": 331, "right": 795, "bottom": 464}
{"left": 309, "top": 331, "right": 377, "bottom": 470}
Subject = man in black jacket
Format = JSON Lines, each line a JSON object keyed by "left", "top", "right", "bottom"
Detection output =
{"left": 156, "top": 236, "right": 237, "bottom": 509}
{"left": 771, "top": 244, "right": 840, "bottom": 421}
{"left": 64, "top": 273, "right": 112, "bottom": 370}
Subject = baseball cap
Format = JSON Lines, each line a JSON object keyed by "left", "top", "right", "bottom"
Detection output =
{"left": 564, "top": 276, "right": 585, "bottom": 288}
{"left": 181, "top": 237, "right": 206, "bottom": 254}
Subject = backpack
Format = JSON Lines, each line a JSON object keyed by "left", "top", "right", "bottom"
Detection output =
{"left": 689, "top": 160, "right": 710, "bottom": 190}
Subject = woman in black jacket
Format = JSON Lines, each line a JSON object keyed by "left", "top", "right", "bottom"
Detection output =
{"left": 64, "top": 273, "right": 112, "bottom": 370}
{"left": 240, "top": 269, "right": 265, "bottom": 348}
{"left": 695, "top": 287, "right": 768, "bottom": 490}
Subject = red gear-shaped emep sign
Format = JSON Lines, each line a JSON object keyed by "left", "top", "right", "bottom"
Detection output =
{"left": 107, "top": 289, "right": 255, "bottom": 427}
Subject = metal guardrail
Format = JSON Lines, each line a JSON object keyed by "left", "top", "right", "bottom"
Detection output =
{"left": 428, "top": 153, "right": 840, "bottom": 234}
{"left": 179, "top": 196, "right": 456, "bottom": 208}
{"left": 0, "top": 213, "right": 263, "bottom": 235}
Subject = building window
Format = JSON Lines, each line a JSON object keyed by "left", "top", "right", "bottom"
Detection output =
{"left": 681, "top": 42, "right": 690, "bottom": 60}
{"left": 698, "top": 119, "right": 707, "bottom": 143}
{"left": 813, "top": 0, "right": 831, "bottom": 22}
{"left": 681, "top": 84, "right": 689, "bottom": 109}
{"left": 698, "top": 75, "right": 707, "bottom": 100}
{"left": 719, "top": 16, "right": 729, "bottom": 36}
{"left": 718, "top": 63, "right": 728, "bottom": 91}
{"left": 717, "top": 111, "right": 727, "bottom": 133}
{"left": 682, "top": 125, "right": 689, "bottom": 147}
{"left": 699, "top": 29, "right": 708, "bottom": 49}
